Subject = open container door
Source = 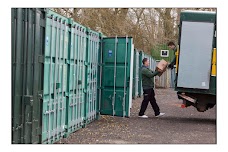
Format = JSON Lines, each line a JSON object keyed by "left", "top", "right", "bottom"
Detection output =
{"left": 100, "top": 36, "right": 134, "bottom": 117}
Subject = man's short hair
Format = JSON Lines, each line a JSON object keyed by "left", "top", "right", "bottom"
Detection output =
{"left": 142, "top": 58, "right": 148, "bottom": 64}
{"left": 167, "top": 41, "right": 176, "bottom": 46}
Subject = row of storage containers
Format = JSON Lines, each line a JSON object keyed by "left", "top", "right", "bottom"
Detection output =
{"left": 12, "top": 8, "right": 136, "bottom": 144}
{"left": 11, "top": 8, "right": 174, "bottom": 144}
{"left": 12, "top": 8, "right": 101, "bottom": 144}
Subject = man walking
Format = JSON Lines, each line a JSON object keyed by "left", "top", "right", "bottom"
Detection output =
{"left": 138, "top": 58, "right": 165, "bottom": 118}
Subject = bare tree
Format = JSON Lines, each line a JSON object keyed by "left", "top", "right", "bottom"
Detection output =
{"left": 52, "top": 8, "right": 216, "bottom": 55}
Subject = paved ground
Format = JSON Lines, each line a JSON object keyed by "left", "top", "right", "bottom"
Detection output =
{"left": 56, "top": 88, "right": 216, "bottom": 144}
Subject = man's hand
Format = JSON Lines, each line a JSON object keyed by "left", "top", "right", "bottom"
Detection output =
{"left": 168, "top": 64, "right": 174, "bottom": 69}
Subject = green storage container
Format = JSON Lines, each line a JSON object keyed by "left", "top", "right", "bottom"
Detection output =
{"left": 84, "top": 29, "right": 100, "bottom": 124}
{"left": 132, "top": 49, "right": 139, "bottom": 99}
{"left": 97, "top": 34, "right": 103, "bottom": 119}
{"left": 12, "top": 8, "right": 45, "bottom": 144}
{"left": 100, "top": 37, "right": 134, "bottom": 117}
{"left": 65, "top": 20, "right": 87, "bottom": 137}
{"left": 138, "top": 51, "right": 143, "bottom": 97}
{"left": 13, "top": 8, "right": 146, "bottom": 143}
{"left": 132, "top": 49, "right": 136, "bottom": 99}
{"left": 42, "top": 10, "right": 70, "bottom": 144}
{"left": 12, "top": 8, "right": 103, "bottom": 144}
{"left": 139, "top": 51, "right": 148, "bottom": 97}
{"left": 135, "top": 51, "right": 139, "bottom": 98}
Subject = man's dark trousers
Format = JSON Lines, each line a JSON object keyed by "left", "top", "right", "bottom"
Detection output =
{"left": 139, "top": 88, "right": 160, "bottom": 116}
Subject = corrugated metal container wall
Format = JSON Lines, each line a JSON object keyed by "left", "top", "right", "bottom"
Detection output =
{"left": 150, "top": 57, "right": 157, "bottom": 88}
{"left": 97, "top": 35, "right": 103, "bottom": 119}
{"left": 12, "top": 8, "right": 45, "bottom": 144}
{"left": 170, "top": 68, "right": 176, "bottom": 88}
{"left": 132, "top": 49, "right": 136, "bottom": 99}
{"left": 12, "top": 9, "right": 102, "bottom": 144}
{"left": 140, "top": 51, "right": 146, "bottom": 97}
{"left": 150, "top": 58, "right": 157, "bottom": 71}
{"left": 150, "top": 56, "right": 156, "bottom": 89}
{"left": 134, "top": 51, "right": 139, "bottom": 98}
{"left": 85, "top": 29, "right": 100, "bottom": 124}
{"left": 138, "top": 51, "right": 143, "bottom": 97}
{"left": 65, "top": 20, "right": 87, "bottom": 137}
{"left": 132, "top": 49, "right": 140, "bottom": 99}
{"left": 42, "top": 10, "right": 69, "bottom": 144}
{"left": 13, "top": 8, "right": 165, "bottom": 143}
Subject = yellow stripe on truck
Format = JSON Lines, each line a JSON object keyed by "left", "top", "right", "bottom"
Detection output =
{"left": 175, "top": 46, "right": 179, "bottom": 73}
{"left": 211, "top": 48, "right": 216, "bottom": 76}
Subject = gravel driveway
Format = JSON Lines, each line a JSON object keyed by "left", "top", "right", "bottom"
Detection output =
{"left": 56, "top": 88, "right": 216, "bottom": 144}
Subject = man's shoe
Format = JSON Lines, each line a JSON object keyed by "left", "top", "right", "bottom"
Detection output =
{"left": 138, "top": 115, "right": 148, "bottom": 118}
{"left": 155, "top": 113, "right": 165, "bottom": 117}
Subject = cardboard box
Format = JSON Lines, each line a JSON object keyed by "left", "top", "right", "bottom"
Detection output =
{"left": 156, "top": 59, "right": 168, "bottom": 76}
{"left": 156, "top": 67, "right": 166, "bottom": 76}
{"left": 157, "top": 59, "right": 168, "bottom": 71}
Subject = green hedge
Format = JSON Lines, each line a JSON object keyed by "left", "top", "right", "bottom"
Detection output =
{"left": 151, "top": 44, "right": 175, "bottom": 63}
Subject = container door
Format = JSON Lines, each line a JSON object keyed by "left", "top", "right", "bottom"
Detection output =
{"left": 132, "top": 49, "right": 136, "bottom": 99}
{"left": 84, "top": 29, "right": 100, "bottom": 124}
{"left": 42, "top": 10, "right": 69, "bottom": 144}
{"left": 135, "top": 51, "right": 139, "bottom": 98}
{"left": 129, "top": 44, "right": 134, "bottom": 108}
{"left": 65, "top": 21, "right": 87, "bottom": 136}
{"left": 11, "top": 8, "right": 44, "bottom": 144}
{"left": 138, "top": 51, "right": 143, "bottom": 97}
{"left": 100, "top": 37, "right": 134, "bottom": 117}
{"left": 177, "top": 21, "right": 214, "bottom": 89}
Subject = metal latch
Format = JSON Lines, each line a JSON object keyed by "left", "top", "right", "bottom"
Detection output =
{"left": 78, "top": 80, "right": 82, "bottom": 85}
{"left": 56, "top": 82, "right": 61, "bottom": 89}
{"left": 24, "top": 96, "right": 33, "bottom": 106}
{"left": 38, "top": 55, "right": 44, "bottom": 63}
{"left": 40, "top": 19, "right": 45, "bottom": 27}
{"left": 36, "top": 127, "right": 42, "bottom": 135}
{"left": 84, "top": 61, "right": 89, "bottom": 66}
{"left": 37, "top": 90, "right": 43, "bottom": 99}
